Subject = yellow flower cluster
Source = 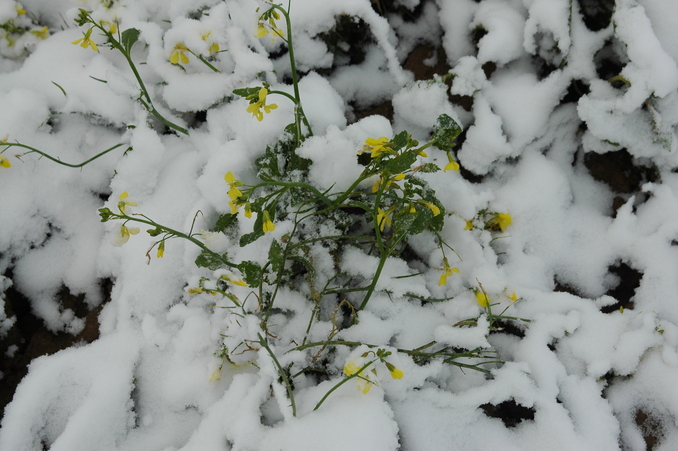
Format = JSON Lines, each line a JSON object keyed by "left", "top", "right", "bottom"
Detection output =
{"left": 225, "top": 172, "right": 274, "bottom": 233}
{"left": 256, "top": 9, "right": 285, "bottom": 40}
{"left": 201, "top": 31, "right": 219, "bottom": 54}
{"left": 343, "top": 357, "right": 404, "bottom": 394}
{"left": 359, "top": 137, "right": 391, "bottom": 158}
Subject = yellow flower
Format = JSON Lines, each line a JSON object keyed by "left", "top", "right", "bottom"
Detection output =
{"left": 344, "top": 360, "right": 374, "bottom": 394}
{"left": 385, "top": 361, "right": 404, "bottom": 379}
{"left": 98, "top": 20, "right": 117, "bottom": 34}
{"left": 187, "top": 287, "right": 204, "bottom": 294}
{"left": 256, "top": 23, "right": 268, "bottom": 38}
{"left": 111, "top": 224, "right": 140, "bottom": 246}
{"left": 219, "top": 272, "right": 248, "bottom": 287}
{"left": 72, "top": 27, "right": 98, "bottom": 51}
{"left": 420, "top": 201, "right": 441, "bottom": 216}
{"left": 488, "top": 212, "right": 512, "bottom": 231}
{"left": 444, "top": 160, "right": 460, "bottom": 172}
{"left": 201, "top": 32, "right": 220, "bottom": 53}
{"left": 246, "top": 88, "right": 278, "bottom": 121}
{"left": 15, "top": 4, "right": 26, "bottom": 15}
{"left": 372, "top": 173, "right": 405, "bottom": 193}
{"left": 170, "top": 43, "right": 189, "bottom": 64}
{"left": 0, "top": 155, "right": 10, "bottom": 168}
{"left": 476, "top": 290, "right": 490, "bottom": 308}
{"left": 437, "top": 258, "right": 460, "bottom": 286}
{"left": 343, "top": 361, "right": 360, "bottom": 376}
{"left": 244, "top": 202, "right": 253, "bottom": 219}
{"left": 156, "top": 241, "right": 165, "bottom": 258}
{"left": 376, "top": 208, "right": 392, "bottom": 231}
{"left": 262, "top": 211, "right": 275, "bottom": 233}
{"left": 256, "top": 10, "right": 285, "bottom": 40}
{"left": 117, "top": 191, "right": 137, "bottom": 214}
{"left": 229, "top": 200, "right": 239, "bottom": 215}
{"left": 507, "top": 292, "right": 519, "bottom": 302}
{"left": 464, "top": 220, "right": 473, "bottom": 230}
{"left": 360, "top": 137, "right": 391, "bottom": 158}
{"left": 225, "top": 171, "right": 244, "bottom": 200}
{"left": 30, "top": 26, "right": 50, "bottom": 40}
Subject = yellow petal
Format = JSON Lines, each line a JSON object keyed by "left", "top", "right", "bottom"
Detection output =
{"left": 389, "top": 367, "right": 404, "bottom": 379}
{"left": 344, "top": 362, "right": 360, "bottom": 376}
{"left": 476, "top": 291, "right": 490, "bottom": 308}
{"left": 444, "top": 160, "right": 460, "bottom": 172}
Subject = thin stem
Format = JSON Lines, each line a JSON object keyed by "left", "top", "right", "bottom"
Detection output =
{"left": 268, "top": 4, "right": 313, "bottom": 137}
{"left": 313, "top": 360, "right": 375, "bottom": 411}
{"left": 90, "top": 18, "right": 189, "bottom": 135}
{"left": 258, "top": 334, "right": 297, "bottom": 417}
{"left": 6, "top": 142, "right": 125, "bottom": 168}
{"left": 114, "top": 212, "right": 237, "bottom": 268}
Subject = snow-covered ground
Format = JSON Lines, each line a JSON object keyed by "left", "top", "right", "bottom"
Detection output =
{"left": 2, "top": 0, "right": 678, "bottom": 449}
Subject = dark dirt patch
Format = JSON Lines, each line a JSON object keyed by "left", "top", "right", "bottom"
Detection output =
{"left": 601, "top": 261, "right": 641, "bottom": 313}
{"left": 584, "top": 148, "right": 659, "bottom": 215}
{"left": 635, "top": 408, "right": 666, "bottom": 451}
{"left": 480, "top": 399, "right": 536, "bottom": 428}
{"left": 0, "top": 278, "right": 111, "bottom": 418}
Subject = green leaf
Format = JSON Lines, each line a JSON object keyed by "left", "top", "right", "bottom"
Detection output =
{"left": 233, "top": 86, "right": 262, "bottom": 100}
{"left": 385, "top": 150, "right": 417, "bottom": 175}
{"left": 121, "top": 28, "right": 140, "bottom": 54}
{"left": 408, "top": 206, "right": 432, "bottom": 235}
{"left": 419, "top": 163, "right": 441, "bottom": 173}
{"left": 239, "top": 260, "right": 263, "bottom": 287}
{"left": 214, "top": 213, "right": 238, "bottom": 233}
{"left": 432, "top": 114, "right": 462, "bottom": 151}
{"left": 268, "top": 239, "right": 284, "bottom": 273}
{"left": 240, "top": 229, "right": 264, "bottom": 247}
{"left": 393, "top": 209, "right": 419, "bottom": 236}
{"left": 195, "top": 249, "right": 229, "bottom": 270}
{"left": 427, "top": 199, "right": 445, "bottom": 232}
{"left": 392, "top": 130, "right": 409, "bottom": 151}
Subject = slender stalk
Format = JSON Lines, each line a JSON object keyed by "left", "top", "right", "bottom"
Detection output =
{"left": 112, "top": 212, "right": 237, "bottom": 268}
{"left": 313, "top": 360, "right": 375, "bottom": 411}
{"left": 89, "top": 17, "right": 189, "bottom": 135}
{"left": 258, "top": 333, "right": 296, "bottom": 417}
{"left": 268, "top": 3, "right": 313, "bottom": 137}
{"left": 6, "top": 142, "right": 125, "bottom": 168}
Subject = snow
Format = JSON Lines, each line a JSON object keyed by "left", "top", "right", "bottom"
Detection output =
{"left": 2, "top": 0, "right": 678, "bottom": 450}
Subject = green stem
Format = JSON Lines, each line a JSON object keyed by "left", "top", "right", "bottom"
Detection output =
{"left": 90, "top": 18, "right": 189, "bottom": 135}
{"left": 115, "top": 213, "right": 237, "bottom": 268}
{"left": 258, "top": 334, "right": 297, "bottom": 417}
{"left": 6, "top": 142, "right": 125, "bottom": 168}
{"left": 313, "top": 360, "right": 375, "bottom": 411}
{"left": 269, "top": 4, "right": 313, "bottom": 138}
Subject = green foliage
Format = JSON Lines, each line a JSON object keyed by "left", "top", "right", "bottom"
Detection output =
{"left": 195, "top": 249, "right": 230, "bottom": 271}
{"left": 89, "top": 2, "right": 514, "bottom": 417}
{"left": 120, "top": 28, "right": 140, "bottom": 54}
